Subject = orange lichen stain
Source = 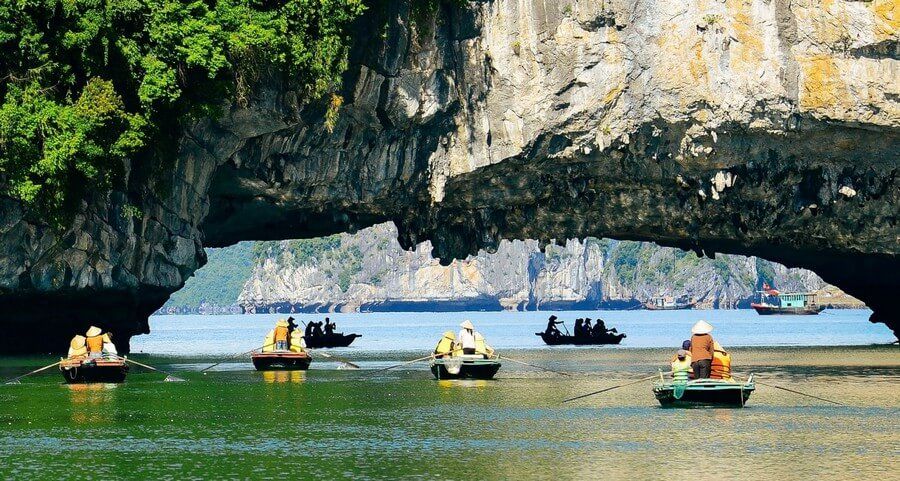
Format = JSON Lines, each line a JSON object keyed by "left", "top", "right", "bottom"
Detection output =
{"left": 689, "top": 40, "right": 709, "bottom": 83}
{"left": 799, "top": 55, "right": 846, "bottom": 111}
{"left": 872, "top": 0, "right": 899, "bottom": 40}
{"left": 727, "top": 0, "right": 764, "bottom": 69}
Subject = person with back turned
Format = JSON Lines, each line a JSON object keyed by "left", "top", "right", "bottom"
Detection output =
{"left": 545, "top": 315, "right": 563, "bottom": 337}
{"left": 457, "top": 320, "right": 479, "bottom": 355}
{"left": 671, "top": 349, "right": 692, "bottom": 383}
{"left": 689, "top": 320, "right": 715, "bottom": 379}
{"left": 273, "top": 319, "right": 291, "bottom": 351}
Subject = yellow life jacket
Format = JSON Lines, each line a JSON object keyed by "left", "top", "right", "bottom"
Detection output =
{"left": 474, "top": 333, "right": 493, "bottom": 357}
{"left": 671, "top": 358, "right": 691, "bottom": 382}
{"left": 290, "top": 331, "right": 306, "bottom": 352}
{"left": 263, "top": 331, "right": 275, "bottom": 352}
{"left": 434, "top": 331, "right": 455, "bottom": 355}
{"left": 86, "top": 335, "right": 104, "bottom": 354}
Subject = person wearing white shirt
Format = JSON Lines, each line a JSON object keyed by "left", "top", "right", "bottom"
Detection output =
{"left": 457, "top": 320, "right": 478, "bottom": 355}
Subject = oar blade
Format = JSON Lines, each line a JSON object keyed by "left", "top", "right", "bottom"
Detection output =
{"left": 5, "top": 379, "right": 21, "bottom": 385}
{"left": 164, "top": 375, "right": 186, "bottom": 382}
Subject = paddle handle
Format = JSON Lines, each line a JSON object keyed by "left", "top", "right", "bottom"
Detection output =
{"left": 3, "top": 361, "right": 62, "bottom": 384}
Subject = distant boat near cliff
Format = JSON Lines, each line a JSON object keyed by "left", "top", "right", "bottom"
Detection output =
{"left": 644, "top": 296, "right": 695, "bottom": 310}
{"left": 751, "top": 284, "right": 825, "bottom": 315}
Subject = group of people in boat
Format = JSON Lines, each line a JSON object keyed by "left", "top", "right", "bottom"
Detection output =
{"left": 67, "top": 326, "right": 117, "bottom": 360}
{"left": 304, "top": 317, "right": 338, "bottom": 339}
{"left": 670, "top": 320, "right": 732, "bottom": 382}
{"left": 544, "top": 315, "right": 619, "bottom": 340}
{"left": 434, "top": 320, "right": 495, "bottom": 359}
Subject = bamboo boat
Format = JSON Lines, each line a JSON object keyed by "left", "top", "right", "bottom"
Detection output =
{"left": 303, "top": 333, "right": 361, "bottom": 349}
{"left": 430, "top": 354, "right": 501, "bottom": 380}
{"left": 251, "top": 351, "right": 312, "bottom": 371}
{"left": 535, "top": 331, "right": 626, "bottom": 346}
{"left": 60, "top": 357, "right": 129, "bottom": 384}
{"left": 652, "top": 376, "right": 755, "bottom": 407}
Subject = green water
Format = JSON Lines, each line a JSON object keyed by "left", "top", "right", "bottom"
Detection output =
{"left": 1, "top": 347, "right": 898, "bottom": 480}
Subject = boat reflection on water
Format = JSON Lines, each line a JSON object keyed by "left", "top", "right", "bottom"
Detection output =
{"left": 261, "top": 370, "right": 306, "bottom": 384}
{"left": 67, "top": 382, "right": 118, "bottom": 425}
{"left": 437, "top": 379, "right": 489, "bottom": 390}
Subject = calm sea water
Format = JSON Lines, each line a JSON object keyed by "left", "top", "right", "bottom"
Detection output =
{"left": 1, "top": 310, "right": 897, "bottom": 480}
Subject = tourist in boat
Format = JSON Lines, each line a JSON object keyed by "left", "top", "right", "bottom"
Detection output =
{"left": 545, "top": 315, "right": 563, "bottom": 337}
{"left": 304, "top": 321, "right": 315, "bottom": 339}
{"left": 671, "top": 349, "right": 691, "bottom": 382}
{"left": 85, "top": 326, "right": 115, "bottom": 358}
{"left": 574, "top": 318, "right": 584, "bottom": 337}
{"left": 434, "top": 331, "right": 456, "bottom": 357}
{"left": 274, "top": 319, "right": 291, "bottom": 350}
{"left": 324, "top": 318, "right": 335, "bottom": 336}
{"left": 582, "top": 318, "right": 592, "bottom": 337}
{"left": 457, "top": 320, "right": 478, "bottom": 355}
{"left": 103, "top": 332, "right": 118, "bottom": 356}
{"left": 689, "top": 320, "right": 715, "bottom": 379}
{"left": 67, "top": 335, "right": 87, "bottom": 359}
{"left": 710, "top": 341, "right": 732, "bottom": 380}
{"left": 312, "top": 321, "right": 325, "bottom": 338}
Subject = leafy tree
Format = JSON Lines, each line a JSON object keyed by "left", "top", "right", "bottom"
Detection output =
{"left": 0, "top": 0, "right": 365, "bottom": 224}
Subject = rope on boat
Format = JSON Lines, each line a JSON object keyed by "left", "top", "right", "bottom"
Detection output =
{"left": 498, "top": 355, "right": 570, "bottom": 377}
{"left": 201, "top": 343, "right": 274, "bottom": 373}
{"left": 2, "top": 361, "right": 62, "bottom": 385}
{"left": 755, "top": 380, "right": 844, "bottom": 406}
{"left": 113, "top": 355, "right": 186, "bottom": 382}
{"left": 563, "top": 372, "right": 672, "bottom": 403}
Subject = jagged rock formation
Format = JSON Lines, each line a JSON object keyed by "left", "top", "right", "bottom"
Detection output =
{"left": 229, "top": 223, "right": 834, "bottom": 313}
{"left": 0, "top": 0, "right": 897, "bottom": 352}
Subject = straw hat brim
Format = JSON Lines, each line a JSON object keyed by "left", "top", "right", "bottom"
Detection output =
{"left": 85, "top": 326, "right": 102, "bottom": 337}
{"left": 691, "top": 321, "right": 713, "bottom": 335}
{"left": 460, "top": 320, "right": 475, "bottom": 330}
{"left": 70, "top": 335, "right": 86, "bottom": 349}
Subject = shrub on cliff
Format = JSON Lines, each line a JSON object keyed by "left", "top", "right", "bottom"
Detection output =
{"left": 0, "top": 0, "right": 365, "bottom": 225}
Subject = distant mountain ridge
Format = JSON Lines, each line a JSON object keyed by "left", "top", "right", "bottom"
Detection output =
{"left": 159, "top": 223, "right": 862, "bottom": 314}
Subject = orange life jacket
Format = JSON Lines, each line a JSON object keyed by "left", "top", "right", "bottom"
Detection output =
{"left": 711, "top": 350, "right": 732, "bottom": 379}
{"left": 274, "top": 325, "right": 290, "bottom": 343}
{"left": 86, "top": 335, "right": 104, "bottom": 354}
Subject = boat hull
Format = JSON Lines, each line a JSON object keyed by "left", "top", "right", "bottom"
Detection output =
{"left": 653, "top": 380, "right": 754, "bottom": 407}
{"left": 251, "top": 351, "right": 312, "bottom": 371}
{"left": 536, "top": 332, "right": 625, "bottom": 346}
{"left": 430, "top": 357, "right": 501, "bottom": 380}
{"left": 645, "top": 303, "right": 695, "bottom": 310}
{"left": 302, "top": 334, "right": 361, "bottom": 349}
{"left": 751, "top": 304, "right": 825, "bottom": 315}
{"left": 60, "top": 359, "right": 129, "bottom": 384}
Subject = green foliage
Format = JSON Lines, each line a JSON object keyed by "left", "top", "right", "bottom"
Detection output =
{"left": 163, "top": 241, "right": 257, "bottom": 308}
{"left": 0, "top": 0, "right": 366, "bottom": 223}
{"left": 610, "top": 241, "right": 641, "bottom": 285}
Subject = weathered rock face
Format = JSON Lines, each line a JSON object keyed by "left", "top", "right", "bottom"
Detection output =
{"left": 233, "top": 223, "right": 834, "bottom": 313}
{"left": 0, "top": 0, "right": 897, "bottom": 352}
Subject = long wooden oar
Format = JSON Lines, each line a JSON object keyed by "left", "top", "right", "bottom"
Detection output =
{"left": 114, "top": 356, "right": 185, "bottom": 382}
{"left": 370, "top": 353, "right": 450, "bottom": 374}
{"left": 308, "top": 348, "right": 360, "bottom": 369}
{"left": 563, "top": 372, "right": 669, "bottom": 403}
{"left": 201, "top": 343, "right": 274, "bottom": 373}
{"left": 499, "top": 355, "right": 570, "bottom": 377}
{"left": 755, "top": 380, "right": 844, "bottom": 406}
{"left": 3, "top": 360, "right": 62, "bottom": 385}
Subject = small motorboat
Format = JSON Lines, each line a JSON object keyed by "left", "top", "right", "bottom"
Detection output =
{"left": 536, "top": 332, "right": 626, "bottom": 346}
{"left": 60, "top": 357, "right": 129, "bottom": 384}
{"left": 430, "top": 354, "right": 501, "bottom": 380}
{"left": 652, "top": 376, "right": 755, "bottom": 408}
{"left": 251, "top": 351, "right": 312, "bottom": 371}
{"left": 303, "top": 333, "right": 361, "bottom": 349}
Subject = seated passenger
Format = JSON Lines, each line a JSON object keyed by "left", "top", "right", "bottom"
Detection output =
{"left": 289, "top": 328, "right": 307, "bottom": 353}
{"left": 457, "top": 320, "right": 479, "bottom": 355}
{"left": 583, "top": 318, "right": 593, "bottom": 337}
{"left": 274, "top": 319, "right": 290, "bottom": 351}
{"left": 545, "top": 315, "right": 563, "bottom": 337}
{"left": 671, "top": 349, "right": 691, "bottom": 383}
{"left": 473, "top": 332, "right": 495, "bottom": 359}
{"left": 67, "top": 335, "right": 87, "bottom": 359}
{"left": 434, "top": 331, "right": 456, "bottom": 357}
{"left": 710, "top": 341, "right": 733, "bottom": 380}
{"left": 85, "top": 326, "right": 108, "bottom": 359}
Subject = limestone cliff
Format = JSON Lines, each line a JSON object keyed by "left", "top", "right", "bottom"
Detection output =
{"left": 231, "top": 223, "right": 831, "bottom": 313}
{"left": 1, "top": 0, "right": 897, "bottom": 352}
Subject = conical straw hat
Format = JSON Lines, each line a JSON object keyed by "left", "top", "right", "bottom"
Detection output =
{"left": 70, "top": 335, "right": 86, "bottom": 349}
{"left": 691, "top": 320, "right": 713, "bottom": 335}
{"left": 460, "top": 320, "right": 474, "bottom": 330}
{"left": 85, "top": 326, "right": 102, "bottom": 337}
{"left": 276, "top": 319, "right": 289, "bottom": 328}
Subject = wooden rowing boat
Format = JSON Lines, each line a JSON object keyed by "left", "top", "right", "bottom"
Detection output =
{"left": 652, "top": 377, "right": 755, "bottom": 407}
{"left": 59, "top": 357, "right": 129, "bottom": 384}
{"left": 430, "top": 355, "right": 501, "bottom": 380}
{"left": 302, "top": 333, "right": 361, "bottom": 349}
{"left": 251, "top": 351, "right": 312, "bottom": 371}
{"left": 535, "top": 331, "right": 626, "bottom": 346}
